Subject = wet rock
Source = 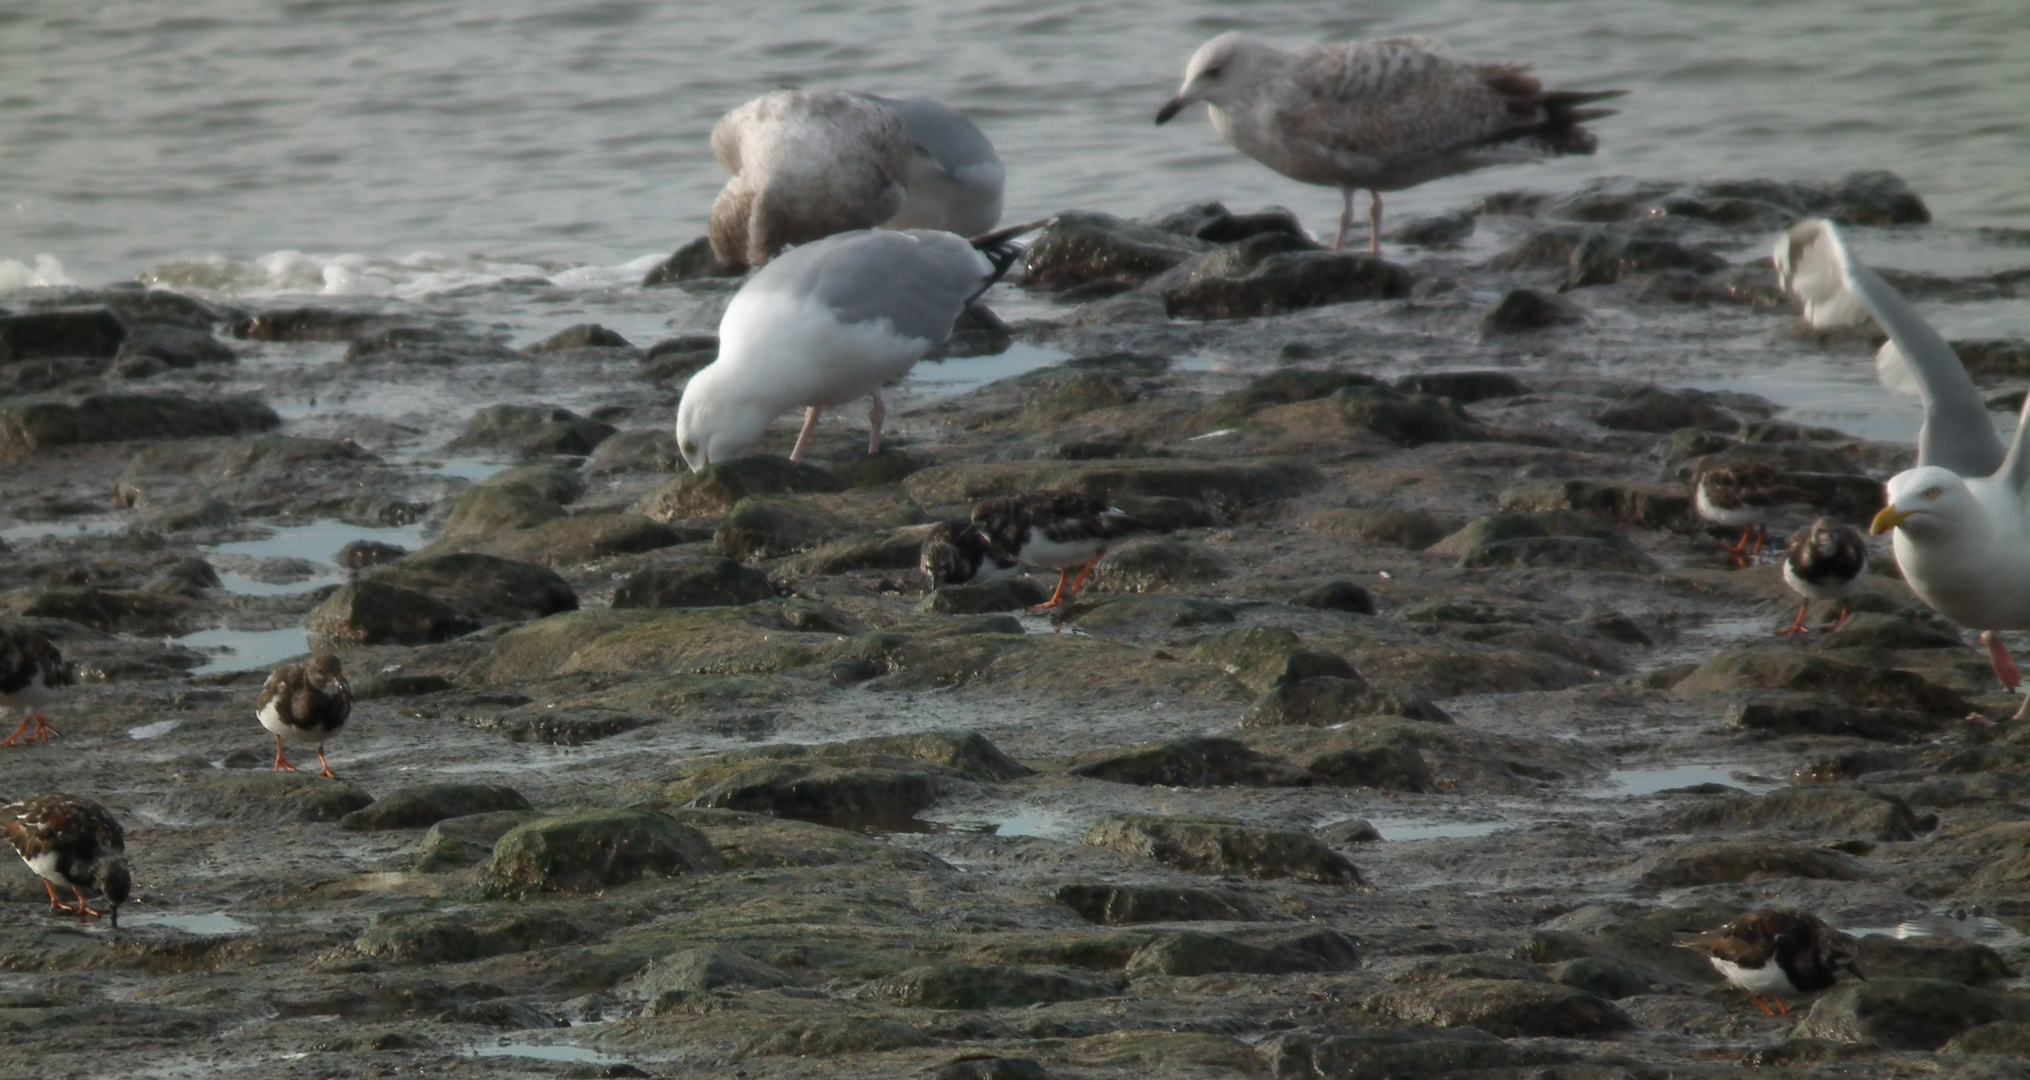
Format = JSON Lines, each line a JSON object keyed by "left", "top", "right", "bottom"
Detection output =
{"left": 1070, "top": 736, "right": 1312, "bottom": 788}
{"left": 1726, "top": 692, "right": 1948, "bottom": 743}
{"left": 162, "top": 771, "right": 374, "bottom": 825}
{"left": 1392, "top": 370, "right": 1527, "bottom": 403}
{"left": 355, "top": 907, "right": 590, "bottom": 965}
{"left": 435, "top": 998, "right": 564, "bottom": 1029}
{"left": 1158, "top": 233, "right": 1412, "bottom": 320}
{"left": 1427, "top": 510, "right": 1623, "bottom": 559}
{"left": 343, "top": 327, "right": 522, "bottom": 365}
{"left": 713, "top": 490, "right": 927, "bottom": 560}
{"left": 1792, "top": 978, "right": 2028, "bottom": 1050}
{"left": 854, "top": 963, "right": 1124, "bottom": 1009}
{"left": 1856, "top": 933, "right": 2011, "bottom": 985}
{"left": 1676, "top": 649, "right": 1971, "bottom": 715}
{"left": 1054, "top": 883, "right": 1261, "bottom": 925}
{"left": 1361, "top": 978, "right": 1631, "bottom": 1038}
{"left": 143, "top": 556, "right": 221, "bottom": 597}
{"left": 612, "top": 557, "right": 775, "bottom": 609}
{"left": 1459, "top": 534, "right": 1659, "bottom": 574}
{"left": 1244, "top": 678, "right": 1452, "bottom": 729}
{"left": 1498, "top": 478, "right": 1692, "bottom": 528}
{"left": 1258, "top": 1030, "right": 1558, "bottom": 1080}
{"left": 1202, "top": 369, "right": 1385, "bottom": 423}
{"left": 902, "top": 457, "right": 1324, "bottom": 512}
{"left": 634, "top": 455, "right": 845, "bottom": 522}
{"left": 1546, "top": 957, "right": 1652, "bottom": 999}
{"left": 1944, "top": 1022, "right": 2030, "bottom": 1055}
{"left": 336, "top": 540, "right": 408, "bottom": 571}
{"left": 1490, "top": 226, "right": 1727, "bottom": 288}
{"left": 1479, "top": 288, "right": 1581, "bottom": 334}
{"left": 471, "top": 704, "right": 656, "bottom": 746}
{"left": 350, "top": 672, "right": 453, "bottom": 699}
{"left": 827, "top": 448, "right": 927, "bottom": 488}
{"left": 1084, "top": 814, "right": 1364, "bottom": 885}
{"left": 369, "top": 552, "right": 578, "bottom": 625}
{"left": 736, "top": 1018, "right": 930, "bottom": 1058}
{"left": 935, "top": 1058, "right": 1049, "bottom": 1080}
{"left": 922, "top": 579, "right": 1049, "bottom": 613}
{"left": 112, "top": 324, "right": 235, "bottom": 375}
{"left": 1316, "top": 818, "right": 1383, "bottom": 846}
{"left": 583, "top": 428, "right": 684, "bottom": 476}
{"left": 480, "top": 808, "right": 725, "bottom": 897}
{"left": 1089, "top": 539, "right": 1236, "bottom": 592}
{"left": 1823, "top": 170, "right": 1932, "bottom": 226}
{"left": 0, "top": 393, "right": 280, "bottom": 461}
{"left": 306, "top": 580, "right": 480, "bottom": 646}
{"left": 1126, "top": 928, "right": 1361, "bottom": 976}
{"left": 1390, "top": 209, "right": 1476, "bottom": 248}
{"left": 228, "top": 307, "right": 384, "bottom": 341}
{"left": 1302, "top": 506, "right": 1448, "bottom": 549}
{"left": 436, "top": 510, "right": 681, "bottom": 567}
{"left": 12, "top": 587, "right": 193, "bottom": 635}
{"left": 1066, "top": 595, "right": 1236, "bottom": 630}
{"left": 1020, "top": 211, "right": 1210, "bottom": 292}
{"left": 0, "top": 307, "right": 126, "bottom": 360}
{"left": 1319, "top": 385, "right": 1486, "bottom": 447}
{"left": 1147, "top": 201, "right": 1307, "bottom": 244}
{"left": 637, "top": 333, "right": 720, "bottom": 382}
{"left": 1288, "top": 581, "right": 1376, "bottom": 614}
{"left": 1288, "top": 736, "right": 1438, "bottom": 791}
{"left": 683, "top": 761, "right": 943, "bottom": 827}
{"left": 1188, "top": 627, "right": 1334, "bottom": 692}
{"left": 1595, "top": 387, "right": 1741, "bottom": 433}
{"left": 444, "top": 404, "right": 616, "bottom": 458}
{"left": 337, "top": 784, "right": 532, "bottom": 831}
{"left": 641, "top": 237, "right": 744, "bottom": 285}
{"left": 526, "top": 323, "right": 631, "bottom": 354}
{"left": 1636, "top": 841, "right": 1870, "bottom": 886}
{"left": 415, "top": 811, "right": 536, "bottom": 871}
{"left": 1814, "top": 611, "right": 1963, "bottom": 650}
{"left": 625, "top": 946, "right": 793, "bottom": 1006}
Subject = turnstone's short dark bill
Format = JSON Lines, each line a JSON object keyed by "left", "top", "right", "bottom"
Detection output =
{"left": 1780, "top": 517, "right": 1869, "bottom": 635}
{"left": 969, "top": 491, "right": 1156, "bottom": 610}
{"left": 256, "top": 654, "right": 353, "bottom": 778}
{"left": 1692, "top": 464, "right": 1815, "bottom": 566}
{"left": 0, "top": 624, "right": 72, "bottom": 748}
{"left": 1, "top": 794, "right": 130, "bottom": 927}
{"left": 1678, "top": 908, "right": 1864, "bottom": 1015}
{"left": 919, "top": 520, "right": 1020, "bottom": 589}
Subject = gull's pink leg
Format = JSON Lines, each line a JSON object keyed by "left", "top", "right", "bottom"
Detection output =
{"left": 1333, "top": 188, "right": 1354, "bottom": 251}
{"left": 1983, "top": 631, "right": 2020, "bottom": 692}
{"left": 1367, "top": 191, "right": 1384, "bottom": 258}
{"left": 788, "top": 407, "right": 822, "bottom": 464}
{"left": 866, "top": 392, "right": 885, "bottom": 455}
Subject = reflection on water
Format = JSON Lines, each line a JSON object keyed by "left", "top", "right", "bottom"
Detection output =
{"left": 121, "top": 910, "right": 254, "bottom": 936}
{"left": 472, "top": 1042, "right": 614, "bottom": 1064}
{"left": 1370, "top": 819, "right": 1511, "bottom": 842}
{"left": 1592, "top": 764, "right": 1782, "bottom": 797}
{"left": 174, "top": 627, "right": 309, "bottom": 674}
{"left": 206, "top": 520, "right": 427, "bottom": 597}
{"left": 908, "top": 343, "right": 1074, "bottom": 399}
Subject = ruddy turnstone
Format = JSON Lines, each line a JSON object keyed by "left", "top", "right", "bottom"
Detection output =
{"left": 919, "top": 520, "right": 1019, "bottom": 589}
{"left": 256, "top": 654, "right": 352, "bottom": 778}
{"left": 1678, "top": 909, "right": 1864, "bottom": 1015}
{"left": 1692, "top": 463, "right": 1811, "bottom": 566}
{"left": 969, "top": 491, "right": 1155, "bottom": 610}
{"left": 1780, "top": 517, "right": 1869, "bottom": 635}
{"left": 1, "top": 794, "right": 130, "bottom": 926}
{"left": 0, "top": 624, "right": 72, "bottom": 748}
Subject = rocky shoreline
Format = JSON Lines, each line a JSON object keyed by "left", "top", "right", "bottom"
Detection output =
{"left": 4, "top": 172, "right": 2030, "bottom": 1078}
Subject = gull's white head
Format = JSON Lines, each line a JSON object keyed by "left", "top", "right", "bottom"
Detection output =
{"left": 1156, "top": 32, "right": 1269, "bottom": 125}
{"left": 675, "top": 363, "right": 775, "bottom": 472}
{"left": 1872, "top": 465, "right": 1975, "bottom": 541}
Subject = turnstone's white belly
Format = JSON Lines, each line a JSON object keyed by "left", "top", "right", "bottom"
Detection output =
{"left": 1711, "top": 957, "right": 1798, "bottom": 995}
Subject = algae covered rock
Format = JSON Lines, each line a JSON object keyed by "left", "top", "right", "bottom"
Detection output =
{"left": 1124, "top": 928, "right": 1361, "bottom": 976}
{"left": 1084, "top": 813, "right": 1364, "bottom": 885}
{"left": 1360, "top": 978, "right": 1634, "bottom": 1038}
{"left": 612, "top": 557, "right": 775, "bottom": 609}
{"left": 853, "top": 962, "right": 1124, "bottom": 1009}
{"left": 634, "top": 455, "right": 846, "bottom": 522}
{"left": 481, "top": 808, "right": 725, "bottom": 896}
{"left": 337, "top": 783, "right": 532, "bottom": 831}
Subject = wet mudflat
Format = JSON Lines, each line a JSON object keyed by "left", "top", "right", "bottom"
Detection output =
{"left": 5, "top": 177, "right": 2030, "bottom": 1079}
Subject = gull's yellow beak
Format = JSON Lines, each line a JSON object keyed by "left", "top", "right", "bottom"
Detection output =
{"left": 1870, "top": 506, "right": 1913, "bottom": 536}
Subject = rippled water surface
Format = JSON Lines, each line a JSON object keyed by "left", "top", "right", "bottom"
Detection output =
{"left": 3, "top": 0, "right": 2027, "bottom": 288}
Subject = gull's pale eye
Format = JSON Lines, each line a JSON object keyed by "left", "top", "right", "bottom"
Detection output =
{"left": 1923, "top": 486, "right": 1943, "bottom": 499}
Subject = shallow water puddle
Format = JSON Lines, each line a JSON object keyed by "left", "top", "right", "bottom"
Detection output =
{"left": 908, "top": 342, "right": 1073, "bottom": 398}
{"left": 206, "top": 519, "right": 427, "bottom": 596}
{"left": 1369, "top": 819, "right": 1513, "bottom": 842}
{"left": 175, "top": 627, "right": 309, "bottom": 674}
{"left": 1846, "top": 915, "right": 2029, "bottom": 948}
{"left": 1589, "top": 764, "right": 1783, "bottom": 797}
{"left": 412, "top": 456, "right": 514, "bottom": 484}
{"left": 127, "top": 719, "right": 182, "bottom": 740}
{"left": 471, "top": 1040, "right": 616, "bottom": 1064}
{"left": 122, "top": 910, "right": 254, "bottom": 935}
{"left": 0, "top": 517, "right": 126, "bottom": 544}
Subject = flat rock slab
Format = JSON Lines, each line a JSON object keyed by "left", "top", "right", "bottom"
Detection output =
{"left": 336, "top": 783, "right": 531, "bottom": 831}
{"left": 852, "top": 962, "right": 1124, "bottom": 1010}
{"left": 1636, "top": 841, "right": 1871, "bottom": 886}
{"left": 1793, "top": 978, "right": 2030, "bottom": 1050}
{"left": 626, "top": 945, "right": 794, "bottom": 1002}
{"left": 903, "top": 458, "right": 1324, "bottom": 511}
{"left": 161, "top": 771, "right": 374, "bottom": 825}
{"left": 635, "top": 455, "right": 845, "bottom": 522}
{"left": 1660, "top": 786, "right": 1922, "bottom": 841}
{"left": 1053, "top": 882, "right": 1265, "bottom": 925}
{"left": 1125, "top": 928, "right": 1360, "bottom": 976}
{"left": 481, "top": 808, "right": 726, "bottom": 896}
{"left": 353, "top": 905, "right": 593, "bottom": 964}
{"left": 1360, "top": 978, "right": 1634, "bottom": 1039}
{"left": 1, "top": 393, "right": 279, "bottom": 461}
{"left": 1260, "top": 1030, "right": 1563, "bottom": 1080}
{"left": 1083, "top": 814, "right": 1364, "bottom": 886}
{"left": 1676, "top": 650, "right": 1970, "bottom": 715}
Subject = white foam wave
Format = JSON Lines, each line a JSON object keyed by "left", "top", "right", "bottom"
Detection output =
{"left": 0, "top": 254, "right": 77, "bottom": 291}
{"left": 136, "top": 249, "right": 667, "bottom": 301}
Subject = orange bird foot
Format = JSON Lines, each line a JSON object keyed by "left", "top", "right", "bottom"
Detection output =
{"left": 0, "top": 711, "right": 58, "bottom": 748}
{"left": 1822, "top": 604, "right": 1852, "bottom": 633}
{"left": 1777, "top": 603, "right": 1811, "bottom": 636}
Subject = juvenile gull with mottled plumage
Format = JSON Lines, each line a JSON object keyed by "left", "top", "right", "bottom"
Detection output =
{"left": 1155, "top": 32, "right": 1623, "bottom": 256}
{"left": 707, "top": 90, "right": 913, "bottom": 270}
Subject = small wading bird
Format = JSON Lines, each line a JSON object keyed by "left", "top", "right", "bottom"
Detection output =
{"left": 676, "top": 221, "right": 1040, "bottom": 469}
{"left": 919, "top": 520, "right": 1020, "bottom": 590}
{"left": 1777, "top": 219, "right": 2030, "bottom": 717}
{"left": 1692, "top": 463, "right": 1811, "bottom": 567}
{"left": 1, "top": 794, "right": 131, "bottom": 927}
{"left": 1155, "top": 32, "right": 1623, "bottom": 256}
{"left": 965, "top": 491, "right": 1156, "bottom": 610}
{"left": 256, "top": 654, "right": 353, "bottom": 778}
{"left": 0, "top": 624, "right": 72, "bottom": 748}
{"left": 1678, "top": 909, "right": 1864, "bottom": 1016}
{"left": 1779, "top": 517, "right": 1870, "bottom": 635}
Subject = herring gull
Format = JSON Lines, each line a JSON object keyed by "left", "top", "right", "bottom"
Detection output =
{"left": 707, "top": 90, "right": 912, "bottom": 269}
{"left": 1780, "top": 219, "right": 2030, "bottom": 715}
{"left": 1155, "top": 32, "right": 1624, "bottom": 256}
{"left": 676, "top": 222, "right": 1037, "bottom": 469}
{"left": 867, "top": 95, "right": 1005, "bottom": 237}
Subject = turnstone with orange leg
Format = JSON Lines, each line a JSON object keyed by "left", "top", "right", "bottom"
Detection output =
{"left": 1678, "top": 909, "right": 1863, "bottom": 1016}
{"left": 969, "top": 492, "right": 1156, "bottom": 610}
{"left": 0, "top": 624, "right": 72, "bottom": 748}
{"left": 1780, "top": 517, "right": 1869, "bottom": 635}
{"left": 919, "top": 520, "right": 1020, "bottom": 589}
{"left": 256, "top": 654, "right": 352, "bottom": 779}
{"left": 1, "top": 794, "right": 130, "bottom": 927}
{"left": 1692, "top": 463, "right": 1811, "bottom": 566}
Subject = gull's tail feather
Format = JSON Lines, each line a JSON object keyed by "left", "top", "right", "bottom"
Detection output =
{"left": 1875, "top": 341, "right": 1920, "bottom": 397}
{"left": 965, "top": 217, "right": 1053, "bottom": 305}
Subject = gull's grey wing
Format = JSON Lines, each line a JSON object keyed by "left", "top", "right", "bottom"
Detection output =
{"left": 749, "top": 229, "right": 992, "bottom": 344}
{"left": 1997, "top": 390, "right": 2030, "bottom": 496}
{"left": 864, "top": 96, "right": 1001, "bottom": 180}
{"left": 1776, "top": 219, "right": 2001, "bottom": 477}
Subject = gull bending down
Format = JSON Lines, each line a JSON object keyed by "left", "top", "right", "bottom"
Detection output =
{"left": 1778, "top": 219, "right": 2030, "bottom": 715}
{"left": 869, "top": 95, "right": 1005, "bottom": 237}
{"left": 708, "top": 90, "right": 913, "bottom": 269}
{"left": 1155, "top": 32, "right": 1622, "bottom": 256}
{"left": 676, "top": 222, "right": 1037, "bottom": 469}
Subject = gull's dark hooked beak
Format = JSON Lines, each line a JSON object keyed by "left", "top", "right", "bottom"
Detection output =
{"left": 1155, "top": 96, "right": 1186, "bottom": 125}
